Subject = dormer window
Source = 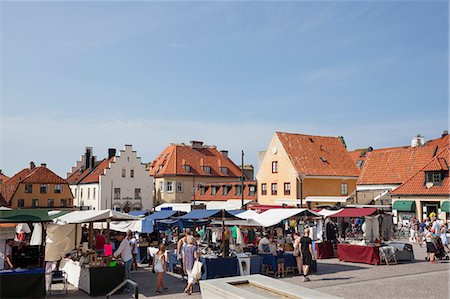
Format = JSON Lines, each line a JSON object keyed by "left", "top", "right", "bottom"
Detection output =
{"left": 356, "top": 160, "right": 364, "bottom": 168}
{"left": 222, "top": 185, "right": 231, "bottom": 195}
{"left": 211, "top": 186, "right": 219, "bottom": 195}
{"left": 320, "top": 157, "right": 328, "bottom": 163}
{"left": 183, "top": 164, "right": 192, "bottom": 173}
{"left": 426, "top": 171, "right": 442, "bottom": 185}
{"left": 202, "top": 166, "right": 211, "bottom": 174}
{"left": 201, "top": 186, "right": 209, "bottom": 195}
{"left": 219, "top": 167, "right": 229, "bottom": 175}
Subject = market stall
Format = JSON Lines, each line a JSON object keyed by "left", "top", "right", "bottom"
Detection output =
{"left": 337, "top": 243, "right": 380, "bottom": 265}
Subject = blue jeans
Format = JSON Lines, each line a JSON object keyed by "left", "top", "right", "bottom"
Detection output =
{"left": 124, "top": 259, "right": 132, "bottom": 291}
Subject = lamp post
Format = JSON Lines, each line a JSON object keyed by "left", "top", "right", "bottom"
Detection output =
{"left": 241, "top": 150, "right": 245, "bottom": 210}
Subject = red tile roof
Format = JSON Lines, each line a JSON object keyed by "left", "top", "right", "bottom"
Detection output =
{"left": 348, "top": 149, "right": 369, "bottom": 171}
{"left": 148, "top": 144, "right": 241, "bottom": 178}
{"left": 0, "top": 173, "right": 10, "bottom": 184}
{"left": 193, "top": 181, "right": 257, "bottom": 201}
{"left": 358, "top": 135, "right": 449, "bottom": 185}
{"left": 0, "top": 165, "right": 68, "bottom": 203}
{"left": 276, "top": 132, "right": 359, "bottom": 177}
{"left": 66, "top": 160, "right": 105, "bottom": 184}
{"left": 391, "top": 148, "right": 450, "bottom": 196}
{"left": 79, "top": 158, "right": 113, "bottom": 184}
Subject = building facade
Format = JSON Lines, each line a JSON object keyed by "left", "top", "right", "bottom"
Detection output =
{"left": 0, "top": 162, "right": 74, "bottom": 209}
{"left": 148, "top": 141, "right": 242, "bottom": 204}
{"left": 256, "top": 132, "right": 359, "bottom": 208}
{"left": 67, "top": 145, "right": 153, "bottom": 211}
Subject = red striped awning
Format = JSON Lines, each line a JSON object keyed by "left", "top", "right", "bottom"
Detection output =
{"left": 331, "top": 208, "right": 377, "bottom": 218}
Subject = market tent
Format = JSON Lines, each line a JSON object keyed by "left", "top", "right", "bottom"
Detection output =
{"left": 236, "top": 210, "right": 260, "bottom": 220}
{"left": 155, "top": 203, "right": 192, "bottom": 212}
{"left": 305, "top": 196, "right": 349, "bottom": 203}
{"left": 177, "top": 209, "right": 238, "bottom": 220}
{"left": 392, "top": 201, "right": 416, "bottom": 212}
{"left": 255, "top": 208, "right": 321, "bottom": 227}
{"left": 211, "top": 219, "right": 263, "bottom": 227}
{"left": 54, "top": 209, "right": 139, "bottom": 224}
{"left": 0, "top": 206, "right": 12, "bottom": 210}
{"left": 109, "top": 220, "right": 143, "bottom": 233}
{"left": 331, "top": 208, "right": 377, "bottom": 218}
{"left": 0, "top": 209, "right": 52, "bottom": 223}
{"left": 442, "top": 201, "right": 450, "bottom": 213}
{"left": 318, "top": 209, "right": 343, "bottom": 217}
{"left": 128, "top": 210, "right": 148, "bottom": 217}
{"left": 142, "top": 210, "right": 178, "bottom": 232}
{"left": 205, "top": 200, "right": 253, "bottom": 210}
{"left": 45, "top": 223, "right": 81, "bottom": 262}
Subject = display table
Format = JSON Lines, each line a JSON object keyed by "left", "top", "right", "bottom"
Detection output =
{"left": 259, "top": 253, "right": 317, "bottom": 274}
{"left": 337, "top": 243, "right": 380, "bottom": 265}
{"left": 315, "top": 241, "right": 335, "bottom": 259}
{"left": 249, "top": 255, "right": 263, "bottom": 274}
{"left": 200, "top": 257, "right": 239, "bottom": 280}
{"left": 59, "top": 258, "right": 125, "bottom": 296}
{"left": 0, "top": 268, "right": 46, "bottom": 298}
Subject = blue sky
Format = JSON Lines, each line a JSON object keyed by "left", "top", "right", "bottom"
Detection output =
{"left": 1, "top": 1, "right": 448, "bottom": 176}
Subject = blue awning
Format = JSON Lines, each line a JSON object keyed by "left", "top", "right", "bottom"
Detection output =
{"left": 128, "top": 210, "right": 148, "bottom": 217}
{"left": 177, "top": 209, "right": 238, "bottom": 220}
{"left": 228, "top": 210, "right": 245, "bottom": 216}
{"left": 142, "top": 210, "right": 178, "bottom": 233}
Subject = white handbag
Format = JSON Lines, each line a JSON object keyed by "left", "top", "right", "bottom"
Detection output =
{"left": 191, "top": 260, "right": 203, "bottom": 281}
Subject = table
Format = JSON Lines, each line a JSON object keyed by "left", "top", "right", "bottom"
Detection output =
{"left": 259, "top": 253, "right": 317, "bottom": 274}
{"left": 0, "top": 268, "right": 45, "bottom": 298}
{"left": 315, "top": 241, "right": 335, "bottom": 259}
{"left": 337, "top": 243, "right": 380, "bottom": 265}
{"left": 200, "top": 257, "right": 239, "bottom": 280}
{"left": 59, "top": 258, "right": 124, "bottom": 296}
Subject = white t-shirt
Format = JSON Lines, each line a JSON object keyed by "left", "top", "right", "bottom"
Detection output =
{"left": 0, "top": 240, "right": 5, "bottom": 270}
{"left": 129, "top": 237, "right": 139, "bottom": 255}
{"left": 432, "top": 221, "right": 441, "bottom": 237}
{"left": 114, "top": 238, "right": 133, "bottom": 262}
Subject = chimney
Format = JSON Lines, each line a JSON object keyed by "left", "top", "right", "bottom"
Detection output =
{"left": 442, "top": 130, "right": 448, "bottom": 138}
{"left": 411, "top": 134, "right": 425, "bottom": 148}
{"left": 85, "top": 147, "right": 92, "bottom": 169}
{"left": 0, "top": 169, "right": 2, "bottom": 175}
{"left": 190, "top": 140, "right": 203, "bottom": 149}
{"left": 220, "top": 150, "right": 229, "bottom": 158}
{"left": 90, "top": 156, "right": 96, "bottom": 169}
{"left": 30, "top": 161, "right": 35, "bottom": 170}
{"left": 368, "top": 146, "right": 373, "bottom": 152}
{"left": 41, "top": 163, "right": 47, "bottom": 167}
{"left": 108, "top": 148, "right": 116, "bottom": 159}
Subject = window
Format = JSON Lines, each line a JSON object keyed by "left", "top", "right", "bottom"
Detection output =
{"left": 130, "top": 169, "right": 134, "bottom": 178}
{"left": 202, "top": 166, "right": 211, "bottom": 174}
{"left": 122, "top": 168, "right": 126, "bottom": 177}
{"left": 80, "top": 188, "right": 83, "bottom": 199}
{"left": 54, "top": 184, "right": 63, "bottom": 193}
{"left": 61, "top": 199, "right": 67, "bottom": 207}
{"left": 176, "top": 182, "right": 184, "bottom": 193}
{"left": 87, "top": 188, "right": 90, "bottom": 199}
{"left": 74, "top": 189, "right": 77, "bottom": 198}
{"left": 284, "top": 183, "right": 291, "bottom": 195}
{"left": 261, "top": 183, "right": 267, "bottom": 195}
{"left": 183, "top": 165, "right": 192, "bottom": 173}
{"left": 201, "top": 186, "right": 208, "bottom": 195}
{"left": 249, "top": 185, "right": 256, "bottom": 196}
{"left": 48, "top": 199, "right": 54, "bottom": 207}
{"left": 18, "top": 199, "right": 25, "bottom": 208}
{"left": 211, "top": 186, "right": 218, "bottom": 195}
{"left": 426, "top": 172, "right": 442, "bottom": 185}
{"left": 341, "top": 183, "right": 348, "bottom": 196}
{"left": 135, "top": 188, "right": 142, "bottom": 199}
{"left": 114, "top": 188, "right": 121, "bottom": 199}
{"left": 25, "top": 184, "right": 33, "bottom": 193}
{"left": 166, "top": 181, "right": 174, "bottom": 193}
{"left": 219, "top": 167, "right": 229, "bottom": 175}
{"left": 235, "top": 185, "right": 242, "bottom": 196}
{"left": 272, "top": 161, "right": 278, "bottom": 173}
{"left": 32, "top": 199, "right": 39, "bottom": 208}
{"left": 40, "top": 184, "right": 48, "bottom": 193}
{"left": 222, "top": 186, "right": 230, "bottom": 195}
{"left": 271, "top": 183, "right": 277, "bottom": 195}
{"left": 93, "top": 188, "right": 96, "bottom": 199}
{"left": 356, "top": 160, "right": 364, "bottom": 168}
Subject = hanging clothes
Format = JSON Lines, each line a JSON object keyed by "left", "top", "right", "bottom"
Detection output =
{"left": 30, "top": 223, "right": 43, "bottom": 246}
{"left": 247, "top": 229, "right": 256, "bottom": 243}
{"left": 316, "top": 220, "right": 324, "bottom": 242}
{"left": 236, "top": 227, "right": 243, "bottom": 245}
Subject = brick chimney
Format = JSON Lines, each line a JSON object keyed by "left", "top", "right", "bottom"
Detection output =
{"left": 220, "top": 150, "right": 229, "bottom": 158}
{"left": 30, "top": 161, "right": 35, "bottom": 170}
{"left": 40, "top": 163, "right": 47, "bottom": 167}
{"left": 190, "top": 140, "right": 203, "bottom": 149}
{"left": 108, "top": 148, "right": 116, "bottom": 159}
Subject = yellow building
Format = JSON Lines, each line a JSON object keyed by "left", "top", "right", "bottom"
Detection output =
{"left": 0, "top": 162, "right": 74, "bottom": 209}
{"left": 256, "top": 132, "right": 359, "bottom": 208}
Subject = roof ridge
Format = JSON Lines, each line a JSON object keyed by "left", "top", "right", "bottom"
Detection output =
{"left": 276, "top": 131, "right": 338, "bottom": 139}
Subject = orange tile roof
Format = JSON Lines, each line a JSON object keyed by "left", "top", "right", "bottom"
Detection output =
{"left": 148, "top": 144, "right": 241, "bottom": 178}
{"left": 79, "top": 158, "right": 113, "bottom": 184}
{"left": 0, "top": 165, "right": 68, "bottom": 203}
{"left": 66, "top": 160, "right": 104, "bottom": 184}
{"left": 276, "top": 132, "right": 359, "bottom": 177}
{"left": 348, "top": 149, "right": 369, "bottom": 171}
{"left": 358, "top": 134, "right": 449, "bottom": 185}
{"left": 193, "top": 181, "right": 257, "bottom": 201}
{"left": 0, "top": 173, "right": 10, "bottom": 184}
{"left": 391, "top": 148, "right": 450, "bottom": 196}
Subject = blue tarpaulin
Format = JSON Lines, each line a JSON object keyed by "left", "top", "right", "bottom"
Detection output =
{"left": 228, "top": 210, "right": 244, "bottom": 216}
{"left": 177, "top": 209, "right": 238, "bottom": 220}
{"left": 128, "top": 210, "right": 148, "bottom": 217}
{"left": 142, "top": 210, "right": 178, "bottom": 233}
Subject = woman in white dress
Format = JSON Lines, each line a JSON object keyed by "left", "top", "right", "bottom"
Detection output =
{"left": 153, "top": 244, "right": 167, "bottom": 293}
{"left": 440, "top": 222, "right": 449, "bottom": 252}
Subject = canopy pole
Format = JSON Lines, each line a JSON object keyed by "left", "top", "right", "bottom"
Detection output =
{"left": 222, "top": 209, "right": 225, "bottom": 257}
{"left": 88, "top": 222, "right": 94, "bottom": 249}
{"left": 74, "top": 224, "right": 78, "bottom": 250}
{"left": 106, "top": 219, "right": 111, "bottom": 244}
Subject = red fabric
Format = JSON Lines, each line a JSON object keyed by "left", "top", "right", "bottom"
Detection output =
{"left": 95, "top": 234, "right": 106, "bottom": 250}
{"left": 338, "top": 243, "right": 380, "bottom": 265}
{"left": 315, "top": 241, "right": 335, "bottom": 259}
{"left": 332, "top": 208, "right": 377, "bottom": 218}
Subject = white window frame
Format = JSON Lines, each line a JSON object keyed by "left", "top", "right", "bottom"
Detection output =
{"left": 176, "top": 181, "right": 184, "bottom": 193}
{"left": 341, "top": 183, "right": 348, "bottom": 195}
{"left": 166, "top": 181, "right": 174, "bottom": 193}
{"left": 159, "top": 181, "right": 164, "bottom": 193}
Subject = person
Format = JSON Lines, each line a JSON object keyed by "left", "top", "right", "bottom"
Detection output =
{"left": 177, "top": 232, "right": 188, "bottom": 280}
{"left": 424, "top": 226, "right": 436, "bottom": 263}
{"left": 300, "top": 228, "right": 315, "bottom": 282}
{"left": 154, "top": 244, "right": 167, "bottom": 293}
{"left": 183, "top": 236, "right": 198, "bottom": 295}
{"left": 440, "top": 222, "right": 449, "bottom": 252}
{"left": 293, "top": 233, "right": 303, "bottom": 276}
{"left": 432, "top": 218, "right": 441, "bottom": 238}
{"left": 258, "top": 234, "right": 270, "bottom": 253}
{"left": 4, "top": 239, "right": 14, "bottom": 269}
{"left": 410, "top": 218, "right": 418, "bottom": 243}
{"left": 113, "top": 232, "right": 133, "bottom": 292}
{"left": 276, "top": 243, "right": 285, "bottom": 278}
{"left": 127, "top": 230, "right": 139, "bottom": 271}
{"left": 94, "top": 229, "right": 106, "bottom": 254}
{"left": 221, "top": 230, "right": 230, "bottom": 257}
{"left": 81, "top": 224, "right": 89, "bottom": 243}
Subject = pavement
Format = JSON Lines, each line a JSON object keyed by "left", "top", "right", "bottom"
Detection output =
{"left": 50, "top": 242, "right": 449, "bottom": 299}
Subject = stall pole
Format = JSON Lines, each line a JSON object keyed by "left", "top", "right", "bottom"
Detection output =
{"left": 88, "top": 222, "right": 94, "bottom": 249}
{"left": 74, "top": 224, "right": 78, "bottom": 249}
{"left": 106, "top": 219, "right": 111, "bottom": 244}
{"left": 40, "top": 222, "right": 47, "bottom": 268}
{"left": 222, "top": 209, "right": 225, "bottom": 257}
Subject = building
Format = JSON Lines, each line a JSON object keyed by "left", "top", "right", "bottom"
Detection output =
{"left": 67, "top": 145, "right": 153, "bottom": 212}
{"left": 192, "top": 181, "right": 257, "bottom": 209}
{"left": 391, "top": 148, "right": 449, "bottom": 222}
{"left": 148, "top": 141, "right": 242, "bottom": 204}
{"left": 0, "top": 162, "right": 74, "bottom": 209}
{"left": 354, "top": 132, "right": 449, "bottom": 205}
{"left": 256, "top": 132, "right": 359, "bottom": 208}
{"left": 0, "top": 170, "right": 10, "bottom": 185}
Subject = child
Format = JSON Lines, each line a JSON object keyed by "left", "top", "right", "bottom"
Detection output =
{"left": 154, "top": 244, "right": 168, "bottom": 293}
{"left": 276, "top": 243, "right": 285, "bottom": 278}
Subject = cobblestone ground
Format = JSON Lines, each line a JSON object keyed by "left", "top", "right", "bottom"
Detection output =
{"left": 53, "top": 243, "right": 449, "bottom": 299}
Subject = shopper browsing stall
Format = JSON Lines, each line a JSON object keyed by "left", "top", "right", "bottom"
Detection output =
{"left": 300, "top": 228, "right": 315, "bottom": 282}
{"left": 113, "top": 232, "right": 133, "bottom": 292}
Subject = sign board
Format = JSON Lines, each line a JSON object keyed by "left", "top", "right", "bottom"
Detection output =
{"left": 0, "top": 227, "right": 16, "bottom": 239}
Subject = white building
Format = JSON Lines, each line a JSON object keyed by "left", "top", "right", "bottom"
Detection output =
{"left": 67, "top": 145, "right": 153, "bottom": 211}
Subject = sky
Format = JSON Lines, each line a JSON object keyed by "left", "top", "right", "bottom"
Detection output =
{"left": 0, "top": 1, "right": 448, "bottom": 177}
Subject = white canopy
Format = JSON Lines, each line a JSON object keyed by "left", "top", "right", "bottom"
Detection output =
{"left": 305, "top": 196, "right": 349, "bottom": 203}
{"left": 206, "top": 200, "right": 253, "bottom": 210}
{"left": 254, "top": 208, "right": 321, "bottom": 227}
{"left": 318, "top": 209, "right": 343, "bottom": 217}
{"left": 109, "top": 220, "right": 143, "bottom": 233}
{"left": 54, "top": 209, "right": 139, "bottom": 224}
{"left": 236, "top": 210, "right": 260, "bottom": 220}
{"left": 211, "top": 219, "right": 263, "bottom": 227}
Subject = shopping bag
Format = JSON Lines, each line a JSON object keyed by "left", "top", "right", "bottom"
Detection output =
{"left": 192, "top": 260, "right": 203, "bottom": 281}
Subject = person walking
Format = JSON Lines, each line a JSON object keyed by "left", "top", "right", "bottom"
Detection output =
{"left": 440, "top": 222, "right": 449, "bottom": 252}
{"left": 127, "top": 230, "right": 139, "bottom": 271}
{"left": 153, "top": 244, "right": 167, "bottom": 294}
{"left": 183, "top": 236, "right": 198, "bottom": 295}
{"left": 94, "top": 229, "right": 106, "bottom": 255}
{"left": 113, "top": 232, "right": 133, "bottom": 293}
{"left": 276, "top": 243, "right": 285, "bottom": 278}
{"left": 424, "top": 226, "right": 437, "bottom": 263}
{"left": 300, "top": 228, "right": 315, "bottom": 282}
{"left": 177, "top": 232, "right": 189, "bottom": 280}
{"left": 293, "top": 233, "right": 303, "bottom": 276}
